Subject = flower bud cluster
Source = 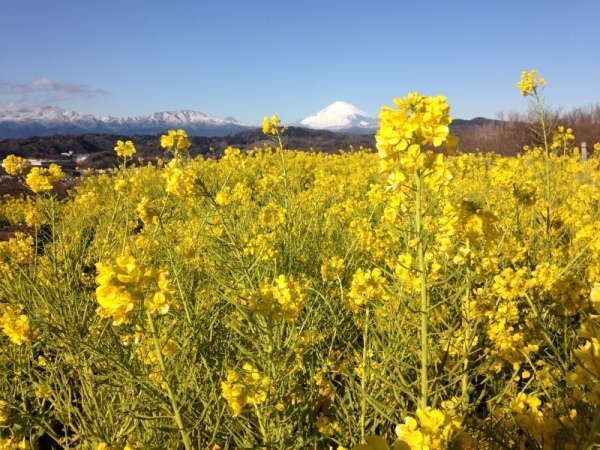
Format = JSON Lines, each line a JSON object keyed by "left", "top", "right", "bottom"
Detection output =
{"left": 25, "top": 165, "right": 66, "bottom": 193}
{"left": 241, "top": 274, "right": 307, "bottom": 323}
{"left": 160, "top": 129, "right": 191, "bottom": 156}
{"left": 2, "top": 155, "right": 30, "bottom": 176}
{"left": 395, "top": 407, "right": 477, "bottom": 449}
{"left": 114, "top": 140, "right": 137, "bottom": 158}
{"left": 95, "top": 254, "right": 175, "bottom": 325}
{"left": 0, "top": 304, "right": 35, "bottom": 345}
{"left": 376, "top": 93, "right": 457, "bottom": 179}
{"left": 517, "top": 69, "right": 546, "bottom": 96}
{"left": 346, "top": 268, "right": 389, "bottom": 313}
{"left": 262, "top": 115, "right": 281, "bottom": 135}
{"left": 221, "top": 363, "right": 268, "bottom": 416}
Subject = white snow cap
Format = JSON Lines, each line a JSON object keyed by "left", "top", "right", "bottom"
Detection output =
{"left": 296, "top": 101, "right": 378, "bottom": 131}
{"left": 0, "top": 106, "right": 257, "bottom": 138}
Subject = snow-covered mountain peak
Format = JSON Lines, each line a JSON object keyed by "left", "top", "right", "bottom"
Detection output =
{"left": 149, "top": 110, "right": 211, "bottom": 122}
{"left": 0, "top": 106, "right": 257, "bottom": 139}
{"left": 0, "top": 106, "right": 82, "bottom": 122}
{"left": 0, "top": 102, "right": 380, "bottom": 139}
{"left": 296, "top": 101, "right": 378, "bottom": 133}
{"left": 319, "top": 101, "right": 369, "bottom": 117}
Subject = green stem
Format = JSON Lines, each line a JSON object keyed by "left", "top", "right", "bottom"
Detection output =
{"left": 360, "top": 306, "right": 370, "bottom": 440}
{"left": 462, "top": 242, "right": 472, "bottom": 413}
{"left": 583, "top": 406, "right": 600, "bottom": 449}
{"left": 415, "top": 171, "right": 429, "bottom": 410}
{"left": 48, "top": 195, "right": 58, "bottom": 278}
{"left": 146, "top": 311, "right": 193, "bottom": 450}
{"left": 532, "top": 89, "right": 551, "bottom": 156}
{"left": 531, "top": 88, "right": 554, "bottom": 250}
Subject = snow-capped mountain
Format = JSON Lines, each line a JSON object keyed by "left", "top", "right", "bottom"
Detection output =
{"left": 295, "top": 101, "right": 378, "bottom": 134}
{"left": 0, "top": 102, "right": 381, "bottom": 139}
{"left": 0, "top": 107, "right": 257, "bottom": 139}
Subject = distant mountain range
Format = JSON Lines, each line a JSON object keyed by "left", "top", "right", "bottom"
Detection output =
{"left": 0, "top": 101, "right": 382, "bottom": 139}
{"left": 0, "top": 107, "right": 252, "bottom": 139}
{"left": 0, "top": 101, "right": 496, "bottom": 140}
{"left": 0, "top": 103, "right": 503, "bottom": 171}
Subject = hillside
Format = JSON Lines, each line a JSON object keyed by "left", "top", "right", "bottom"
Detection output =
{"left": 0, "top": 127, "right": 377, "bottom": 169}
{"left": 0, "top": 117, "right": 509, "bottom": 173}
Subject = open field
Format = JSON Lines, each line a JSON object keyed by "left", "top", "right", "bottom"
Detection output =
{"left": 1, "top": 80, "right": 600, "bottom": 449}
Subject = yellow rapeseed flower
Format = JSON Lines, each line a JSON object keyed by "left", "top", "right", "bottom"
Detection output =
{"left": 160, "top": 129, "right": 191, "bottom": 154}
{"left": 221, "top": 363, "right": 268, "bottom": 416}
{"left": 0, "top": 401, "right": 9, "bottom": 422}
{"left": 517, "top": 69, "right": 546, "bottom": 96}
{"left": 0, "top": 305, "right": 35, "bottom": 345}
{"left": 144, "top": 271, "right": 175, "bottom": 315}
{"left": 592, "top": 283, "right": 600, "bottom": 313}
{"left": 95, "top": 256, "right": 175, "bottom": 325}
{"left": 321, "top": 256, "right": 345, "bottom": 282}
{"left": 2, "top": 154, "right": 30, "bottom": 176}
{"left": 162, "top": 159, "right": 198, "bottom": 200}
{"left": 258, "top": 202, "right": 286, "bottom": 228}
{"left": 550, "top": 125, "right": 575, "bottom": 153}
{"left": 395, "top": 408, "right": 477, "bottom": 450}
{"left": 243, "top": 275, "right": 307, "bottom": 322}
{"left": 114, "top": 140, "right": 136, "bottom": 158}
{"left": 262, "top": 114, "right": 280, "bottom": 135}
{"left": 136, "top": 197, "right": 158, "bottom": 224}
{"left": 351, "top": 435, "right": 390, "bottom": 450}
{"left": 25, "top": 164, "right": 66, "bottom": 193}
{"left": 346, "top": 268, "right": 390, "bottom": 313}
{"left": 376, "top": 93, "right": 457, "bottom": 184}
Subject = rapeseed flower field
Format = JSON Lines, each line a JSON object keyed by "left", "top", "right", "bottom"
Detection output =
{"left": 0, "top": 72, "right": 600, "bottom": 449}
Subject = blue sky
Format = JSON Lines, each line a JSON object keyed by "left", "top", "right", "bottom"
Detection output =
{"left": 1, "top": 1, "right": 599, "bottom": 124}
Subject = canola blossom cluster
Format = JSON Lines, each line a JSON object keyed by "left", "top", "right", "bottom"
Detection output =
{"left": 0, "top": 304, "right": 35, "bottom": 346}
{"left": 240, "top": 275, "right": 307, "bottom": 323}
{"left": 346, "top": 268, "right": 390, "bottom": 313}
{"left": 0, "top": 233, "right": 34, "bottom": 280}
{"left": 160, "top": 129, "right": 191, "bottom": 157}
{"left": 376, "top": 93, "right": 457, "bottom": 153}
{"left": 1, "top": 155, "right": 30, "bottom": 176}
{"left": 221, "top": 363, "right": 269, "bottom": 416}
{"left": 114, "top": 140, "right": 137, "bottom": 158}
{"left": 25, "top": 164, "right": 66, "bottom": 194}
{"left": 376, "top": 92, "right": 456, "bottom": 191}
{"left": 95, "top": 254, "right": 175, "bottom": 325}
{"left": 550, "top": 125, "right": 576, "bottom": 154}
{"left": 567, "top": 284, "right": 600, "bottom": 404}
{"left": 517, "top": 69, "right": 546, "bottom": 96}
{"left": 0, "top": 70, "right": 600, "bottom": 449}
{"left": 2, "top": 154, "right": 66, "bottom": 194}
{"left": 395, "top": 407, "right": 477, "bottom": 450}
{"left": 262, "top": 114, "right": 281, "bottom": 135}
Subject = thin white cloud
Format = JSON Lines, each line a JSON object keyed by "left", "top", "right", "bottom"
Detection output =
{"left": 0, "top": 77, "right": 109, "bottom": 103}
{"left": 0, "top": 100, "right": 26, "bottom": 111}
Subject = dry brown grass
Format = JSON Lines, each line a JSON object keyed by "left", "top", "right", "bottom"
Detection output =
{"left": 457, "top": 103, "right": 600, "bottom": 156}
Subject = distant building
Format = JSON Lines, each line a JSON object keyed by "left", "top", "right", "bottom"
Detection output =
{"left": 26, "top": 159, "right": 54, "bottom": 168}
{"left": 60, "top": 152, "right": 88, "bottom": 163}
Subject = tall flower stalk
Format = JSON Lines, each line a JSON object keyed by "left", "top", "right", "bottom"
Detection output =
{"left": 376, "top": 92, "right": 457, "bottom": 409}
{"left": 517, "top": 69, "right": 551, "bottom": 155}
